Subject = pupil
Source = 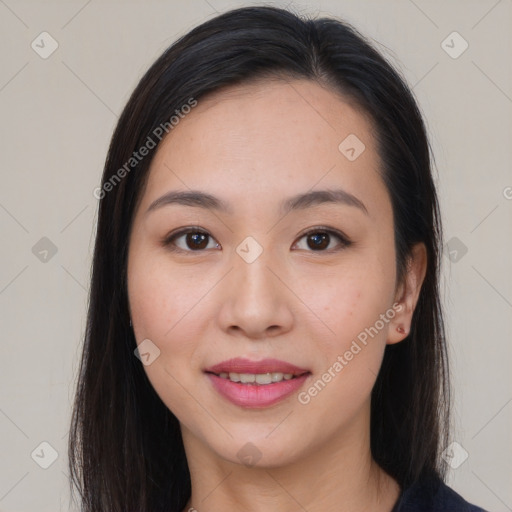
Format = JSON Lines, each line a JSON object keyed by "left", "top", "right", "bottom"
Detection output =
{"left": 188, "top": 232, "right": 207, "bottom": 249}
{"left": 309, "top": 233, "right": 328, "bottom": 250}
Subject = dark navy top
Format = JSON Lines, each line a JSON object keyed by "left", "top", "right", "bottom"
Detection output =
{"left": 391, "top": 477, "right": 489, "bottom": 511}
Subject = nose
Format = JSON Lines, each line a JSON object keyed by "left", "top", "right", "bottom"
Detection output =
{"left": 217, "top": 250, "right": 294, "bottom": 340}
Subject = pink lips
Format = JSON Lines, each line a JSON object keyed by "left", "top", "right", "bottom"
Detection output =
{"left": 204, "top": 357, "right": 309, "bottom": 376}
{"left": 204, "top": 357, "right": 311, "bottom": 408}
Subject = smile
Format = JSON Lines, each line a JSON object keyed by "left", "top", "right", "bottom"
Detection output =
{"left": 214, "top": 371, "right": 302, "bottom": 384}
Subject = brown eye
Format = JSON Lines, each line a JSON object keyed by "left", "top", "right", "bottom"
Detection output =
{"left": 294, "top": 228, "right": 351, "bottom": 252}
{"left": 184, "top": 232, "right": 209, "bottom": 250}
{"left": 164, "top": 229, "right": 220, "bottom": 252}
{"left": 307, "top": 232, "right": 330, "bottom": 250}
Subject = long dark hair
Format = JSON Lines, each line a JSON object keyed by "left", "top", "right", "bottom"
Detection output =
{"left": 68, "top": 6, "right": 450, "bottom": 511}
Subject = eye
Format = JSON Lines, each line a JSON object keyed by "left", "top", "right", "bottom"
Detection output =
{"left": 163, "top": 228, "right": 220, "bottom": 252}
{"left": 293, "top": 227, "right": 351, "bottom": 252}
{"left": 162, "top": 226, "right": 351, "bottom": 253}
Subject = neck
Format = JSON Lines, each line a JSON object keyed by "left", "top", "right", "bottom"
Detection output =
{"left": 180, "top": 416, "right": 400, "bottom": 512}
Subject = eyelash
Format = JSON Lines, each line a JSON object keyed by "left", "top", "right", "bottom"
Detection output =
{"left": 162, "top": 226, "right": 352, "bottom": 254}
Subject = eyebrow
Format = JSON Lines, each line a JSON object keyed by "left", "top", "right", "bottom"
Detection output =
{"left": 145, "top": 188, "right": 368, "bottom": 216}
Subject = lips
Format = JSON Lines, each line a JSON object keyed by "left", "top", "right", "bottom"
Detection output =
{"left": 204, "top": 357, "right": 310, "bottom": 376}
{"left": 203, "top": 357, "right": 311, "bottom": 408}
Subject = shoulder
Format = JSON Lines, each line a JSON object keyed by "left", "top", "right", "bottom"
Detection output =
{"left": 392, "top": 476, "right": 489, "bottom": 512}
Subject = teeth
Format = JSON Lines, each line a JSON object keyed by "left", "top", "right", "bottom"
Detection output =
{"left": 217, "top": 372, "right": 296, "bottom": 384}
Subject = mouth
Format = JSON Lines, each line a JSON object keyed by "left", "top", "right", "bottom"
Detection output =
{"left": 205, "top": 370, "right": 310, "bottom": 385}
{"left": 203, "top": 357, "right": 312, "bottom": 408}
{"left": 203, "top": 357, "right": 311, "bottom": 384}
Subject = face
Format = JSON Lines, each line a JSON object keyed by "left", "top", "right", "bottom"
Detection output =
{"left": 127, "top": 78, "right": 415, "bottom": 468}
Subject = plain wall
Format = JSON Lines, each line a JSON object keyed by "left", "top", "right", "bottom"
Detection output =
{"left": 0, "top": 1, "right": 510, "bottom": 511}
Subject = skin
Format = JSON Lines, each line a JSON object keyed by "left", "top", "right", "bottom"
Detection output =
{"left": 127, "top": 78, "right": 427, "bottom": 512}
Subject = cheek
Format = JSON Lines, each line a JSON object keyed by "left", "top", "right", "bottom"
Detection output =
{"left": 296, "top": 272, "right": 394, "bottom": 422}
{"left": 295, "top": 252, "right": 396, "bottom": 397}
{"left": 128, "top": 244, "right": 205, "bottom": 342}
{"left": 129, "top": 276, "right": 198, "bottom": 421}
{"left": 304, "top": 258, "right": 395, "bottom": 338}
{"left": 127, "top": 248, "right": 215, "bottom": 414}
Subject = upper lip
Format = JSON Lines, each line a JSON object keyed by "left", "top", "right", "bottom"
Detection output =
{"left": 204, "top": 357, "right": 310, "bottom": 376}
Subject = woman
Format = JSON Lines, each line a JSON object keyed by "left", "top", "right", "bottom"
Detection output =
{"left": 68, "top": 6, "right": 489, "bottom": 511}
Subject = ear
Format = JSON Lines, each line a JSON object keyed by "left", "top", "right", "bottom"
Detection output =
{"left": 387, "top": 242, "right": 427, "bottom": 345}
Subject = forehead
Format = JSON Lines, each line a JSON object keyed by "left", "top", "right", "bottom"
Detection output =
{"left": 139, "top": 78, "right": 388, "bottom": 219}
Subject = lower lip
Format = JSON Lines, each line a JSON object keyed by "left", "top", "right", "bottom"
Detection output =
{"left": 206, "top": 373, "right": 310, "bottom": 408}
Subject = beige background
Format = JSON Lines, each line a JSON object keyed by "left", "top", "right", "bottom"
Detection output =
{"left": 1, "top": 1, "right": 511, "bottom": 511}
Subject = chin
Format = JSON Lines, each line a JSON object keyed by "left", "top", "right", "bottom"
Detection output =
{"left": 206, "top": 432, "right": 303, "bottom": 470}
